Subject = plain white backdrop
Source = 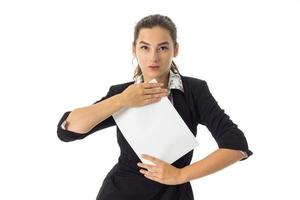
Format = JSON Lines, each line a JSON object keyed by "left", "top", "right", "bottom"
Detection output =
{"left": 1, "top": 0, "right": 299, "bottom": 199}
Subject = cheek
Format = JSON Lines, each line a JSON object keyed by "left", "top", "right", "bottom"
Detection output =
{"left": 137, "top": 54, "right": 148, "bottom": 66}
{"left": 163, "top": 50, "right": 173, "bottom": 58}
{"left": 162, "top": 54, "right": 173, "bottom": 64}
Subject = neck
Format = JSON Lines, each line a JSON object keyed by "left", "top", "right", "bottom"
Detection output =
{"left": 144, "top": 71, "right": 169, "bottom": 89}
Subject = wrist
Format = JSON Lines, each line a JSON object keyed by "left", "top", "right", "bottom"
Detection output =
{"left": 116, "top": 93, "right": 127, "bottom": 109}
{"left": 179, "top": 167, "right": 189, "bottom": 184}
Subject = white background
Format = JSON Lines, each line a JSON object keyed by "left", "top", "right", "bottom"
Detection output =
{"left": 1, "top": 0, "right": 299, "bottom": 199}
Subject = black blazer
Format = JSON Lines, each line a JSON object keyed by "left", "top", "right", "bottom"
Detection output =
{"left": 57, "top": 74, "right": 253, "bottom": 200}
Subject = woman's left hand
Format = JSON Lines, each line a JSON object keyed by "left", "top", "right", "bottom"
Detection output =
{"left": 137, "top": 154, "right": 187, "bottom": 185}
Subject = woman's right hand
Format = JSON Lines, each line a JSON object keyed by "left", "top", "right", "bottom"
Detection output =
{"left": 120, "top": 82, "right": 169, "bottom": 108}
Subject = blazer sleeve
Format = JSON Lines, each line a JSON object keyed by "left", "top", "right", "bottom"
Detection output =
{"left": 194, "top": 80, "right": 253, "bottom": 160}
{"left": 57, "top": 85, "right": 117, "bottom": 142}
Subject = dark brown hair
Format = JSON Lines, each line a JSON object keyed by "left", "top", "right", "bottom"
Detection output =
{"left": 132, "top": 14, "right": 180, "bottom": 80}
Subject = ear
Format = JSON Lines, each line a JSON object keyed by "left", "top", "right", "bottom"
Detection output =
{"left": 174, "top": 43, "right": 179, "bottom": 57}
{"left": 132, "top": 43, "right": 136, "bottom": 57}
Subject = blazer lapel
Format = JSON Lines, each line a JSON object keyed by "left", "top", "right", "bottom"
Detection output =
{"left": 171, "top": 89, "right": 196, "bottom": 136}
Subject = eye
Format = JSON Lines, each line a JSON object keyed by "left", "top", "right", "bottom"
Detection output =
{"left": 140, "top": 46, "right": 149, "bottom": 50}
{"left": 159, "top": 46, "right": 169, "bottom": 51}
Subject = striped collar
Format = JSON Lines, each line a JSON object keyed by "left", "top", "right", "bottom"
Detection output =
{"left": 134, "top": 70, "right": 184, "bottom": 96}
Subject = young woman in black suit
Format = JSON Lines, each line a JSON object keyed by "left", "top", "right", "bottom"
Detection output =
{"left": 57, "top": 14, "right": 253, "bottom": 200}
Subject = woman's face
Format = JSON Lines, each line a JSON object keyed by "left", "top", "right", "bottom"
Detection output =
{"left": 133, "top": 26, "right": 178, "bottom": 83}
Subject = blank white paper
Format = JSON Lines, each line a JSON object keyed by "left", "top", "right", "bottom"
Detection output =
{"left": 112, "top": 79, "right": 199, "bottom": 165}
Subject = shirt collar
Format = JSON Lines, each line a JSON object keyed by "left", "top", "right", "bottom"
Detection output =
{"left": 134, "top": 70, "right": 184, "bottom": 93}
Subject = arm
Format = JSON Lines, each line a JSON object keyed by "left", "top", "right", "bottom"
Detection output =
{"left": 57, "top": 86, "right": 125, "bottom": 142}
{"left": 180, "top": 80, "right": 253, "bottom": 182}
{"left": 194, "top": 80, "right": 253, "bottom": 158}
{"left": 65, "top": 94, "right": 124, "bottom": 134}
{"left": 180, "top": 148, "right": 247, "bottom": 182}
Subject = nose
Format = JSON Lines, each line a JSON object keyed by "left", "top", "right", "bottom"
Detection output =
{"left": 150, "top": 49, "right": 159, "bottom": 63}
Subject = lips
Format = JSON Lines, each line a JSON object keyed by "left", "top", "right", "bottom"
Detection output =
{"left": 149, "top": 65, "right": 160, "bottom": 68}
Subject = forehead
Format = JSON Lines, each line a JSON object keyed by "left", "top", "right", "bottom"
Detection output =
{"left": 137, "top": 26, "right": 172, "bottom": 45}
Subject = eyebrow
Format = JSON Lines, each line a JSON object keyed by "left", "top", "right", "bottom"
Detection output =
{"left": 139, "top": 41, "right": 170, "bottom": 46}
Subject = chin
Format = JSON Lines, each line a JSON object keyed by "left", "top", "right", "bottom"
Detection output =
{"left": 148, "top": 73, "right": 162, "bottom": 79}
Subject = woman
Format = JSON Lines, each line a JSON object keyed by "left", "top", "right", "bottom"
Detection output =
{"left": 57, "top": 14, "right": 253, "bottom": 200}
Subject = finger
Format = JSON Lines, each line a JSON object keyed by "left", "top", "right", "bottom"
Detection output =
{"left": 143, "top": 93, "right": 167, "bottom": 100}
{"left": 137, "top": 162, "right": 159, "bottom": 172}
{"left": 144, "top": 173, "right": 161, "bottom": 182}
{"left": 140, "top": 169, "right": 160, "bottom": 178}
{"left": 144, "top": 87, "right": 168, "bottom": 95}
{"left": 143, "top": 82, "right": 164, "bottom": 89}
{"left": 140, "top": 167, "right": 159, "bottom": 174}
{"left": 143, "top": 97, "right": 161, "bottom": 104}
{"left": 143, "top": 87, "right": 161, "bottom": 94}
{"left": 141, "top": 154, "right": 161, "bottom": 165}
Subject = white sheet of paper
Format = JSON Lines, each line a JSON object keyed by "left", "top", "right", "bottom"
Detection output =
{"left": 112, "top": 78, "right": 199, "bottom": 165}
